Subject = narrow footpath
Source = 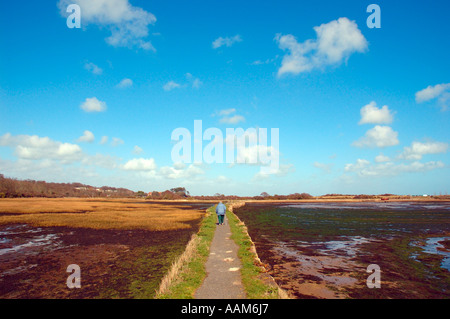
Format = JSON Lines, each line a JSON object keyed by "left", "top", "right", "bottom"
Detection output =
{"left": 194, "top": 214, "right": 246, "bottom": 299}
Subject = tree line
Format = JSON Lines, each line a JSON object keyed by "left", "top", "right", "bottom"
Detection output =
{"left": 0, "top": 174, "right": 134, "bottom": 198}
{"left": 146, "top": 189, "right": 314, "bottom": 200}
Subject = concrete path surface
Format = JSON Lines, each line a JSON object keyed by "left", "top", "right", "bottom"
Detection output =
{"left": 194, "top": 214, "right": 246, "bottom": 299}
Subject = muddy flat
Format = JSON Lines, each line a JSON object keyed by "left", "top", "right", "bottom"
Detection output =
{"left": 0, "top": 198, "right": 211, "bottom": 298}
{"left": 233, "top": 201, "right": 450, "bottom": 299}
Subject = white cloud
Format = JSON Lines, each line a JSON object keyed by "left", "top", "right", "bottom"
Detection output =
{"left": 415, "top": 83, "right": 450, "bottom": 102}
{"left": 234, "top": 144, "right": 276, "bottom": 165}
{"left": 212, "top": 35, "right": 242, "bottom": 49}
{"left": 77, "top": 130, "right": 95, "bottom": 143}
{"left": 220, "top": 130, "right": 281, "bottom": 174}
{"left": 353, "top": 125, "right": 399, "bottom": 148}
{"left": 253, "top": 163, "right": 295, "bottom": 180}
{"left": 345, "top": 158, "right": 445, "bottom": 177}
{"left": 220, "top": 115, "right": 246, "bottom": 124}
{"left": 159, "top": 163, "right": 204, "bottom": 180}
{"left": 0, "top": 133, "right": 83, "bottom": 163}
{"left": 123, "top": 158, "right": 157, "bottom": 171}
{"left": 163, "top": 81, "right": 181, "bottom": 91}
{"left": 172, "top": 162, "right": 186, "bottom": 170}
{"left": 398, "top": 141, "right": 448, "bottom": 160}
{"left": 80, "top": 97, "right": 107, "bottom": 113}
{"left": 359, "top": 101, "right": 394, "bottom": 125}
{"left": 58, "top": 0, "right": 157, "bottom": 51}
{"left": 99, "top": 136, "right": 108, "bottom": 145}
{"left": 84, "top": 62, "right": 103, "bottom": 75}
{"left": 217, "top": 108, "right": 236, "bottom": 116}
{"left": 116, "top": 78, "right": 133, "bottom": 88}
{"left": 415, "top": 83, "right": 450, "bottom": 110}
{"left": 275, "top": 17, "right": 368, "bottom": 77}
{"left": 375, "top": 153, "right": 390, "bottom": 163}
{"left": 214, "top": 108, "right": 245, "bottom": 124}
{"left": 344, "top": 159, "right": 371, "bottom": 173}
{"left": 313, "top": 18, "right": 368, "bottom": 64}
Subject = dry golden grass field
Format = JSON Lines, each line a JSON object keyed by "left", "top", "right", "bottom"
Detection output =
{"left": 0, "top": 198, "right": 207, "bottom": 231}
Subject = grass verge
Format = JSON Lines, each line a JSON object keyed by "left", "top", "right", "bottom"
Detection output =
{"left": 226, "top": 204, "right": 289, "bottom": 299}
{"left": 155, "top": 205, "right": 216, "bottom": 299}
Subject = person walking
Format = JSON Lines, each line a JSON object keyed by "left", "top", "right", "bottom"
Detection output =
{"left": 215, "top": 201, "right": 226, "bottom": 225}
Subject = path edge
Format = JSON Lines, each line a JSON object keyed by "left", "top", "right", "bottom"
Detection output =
{"left": 227, "top": 201, "right": 291, "bottom": 299}
{"left": 155, "top": 205, "right": 216, "bottom": 299}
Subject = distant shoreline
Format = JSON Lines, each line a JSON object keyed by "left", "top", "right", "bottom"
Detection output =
{"left": 1, "top": 197, "right": 449, "bottom": 204}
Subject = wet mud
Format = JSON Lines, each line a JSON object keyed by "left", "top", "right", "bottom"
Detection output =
{"left": 0, "top": 223, "right": 198, "bottom": 298}
{"left": 234, "top": 202, "right": 450, "bottom": 299}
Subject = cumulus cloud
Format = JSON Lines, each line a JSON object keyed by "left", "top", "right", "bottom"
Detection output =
{"left": 219, "top": 128, "right": 281, "bottom": 176}
{"left": 212, "top": 35, "right": 242, "bottom": 49}
{"left": 0, "top": 133, "right": 83, "bottom": 163}
{"left": 77, "top": 130, "right": 95, "bottom": 143}
{"left": 275, "top": 17, "right": 368, "bottom": 77}
{"left": 58, "top": 0, "right": 157, "bottom": 51}
{"left": 344, "top": 159, "right": 371, "bottom": 173}
{"left": 220, "top": 115, "right": 246, "bottom": 125}
{"left": 253, "top": 163, "right": 295, "bottom": 180}
{"left": 159, "top": 163, "right": 204, "bottom": 180}
{"left": 215, "top": 108, "right": 245, "bottom": 124}
{"left": 123, "top": 158, "right": 157, "bottom": 171}
{"left": 398, "top": 141, "right": 448, "bottom": 160}
{"left": 415, "top": 83, "right": 450, "bottom": 110}
{"left": 116, "top": 78, "right": 133, "bottom": 88}
{"left": 359, "top": 101, "right": 394, "bottom": 125}
{"left": 345, "top": 158, "right": 445, "bottom": 177}
{"left": 353, "top": 125, "right": 399, "bottom": 148}
{"left": 375, "top": 153, "right": 390, "bottom": 163}
{"left": 80, "top": 97, "right": 107, "bottom": 112}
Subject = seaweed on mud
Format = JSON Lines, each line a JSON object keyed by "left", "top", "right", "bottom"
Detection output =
{"left": 233, "top": 202, "right": 450, "bottom": 299}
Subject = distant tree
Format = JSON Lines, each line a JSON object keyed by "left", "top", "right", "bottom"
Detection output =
{"left": 135, "top": 191, "right": 146, "bottom": 198}
{"left": 0, "top": 174, "right": 134, "bottom": 198}
{"left": 170, "top": 187, "right": 189, "bottom": 197}
{"left": 260, "top": 192, "right": 270, "bottom": 198}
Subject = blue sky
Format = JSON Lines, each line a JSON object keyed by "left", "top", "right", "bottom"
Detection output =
{"left": 0, "top": 0, "right": 449, "bottom": 196}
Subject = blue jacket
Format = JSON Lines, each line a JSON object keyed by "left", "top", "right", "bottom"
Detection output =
{"left": 216, "top": 202, "right": 226, "bottom": 215}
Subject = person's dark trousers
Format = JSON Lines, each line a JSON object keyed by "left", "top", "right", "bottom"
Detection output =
{"left": 218, "top": 214, "right": 224, "bottom": 225}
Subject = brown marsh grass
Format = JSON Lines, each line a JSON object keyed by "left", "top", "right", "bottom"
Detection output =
{"left": 0, "top": 198, "right": 206, "bottom": 231}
